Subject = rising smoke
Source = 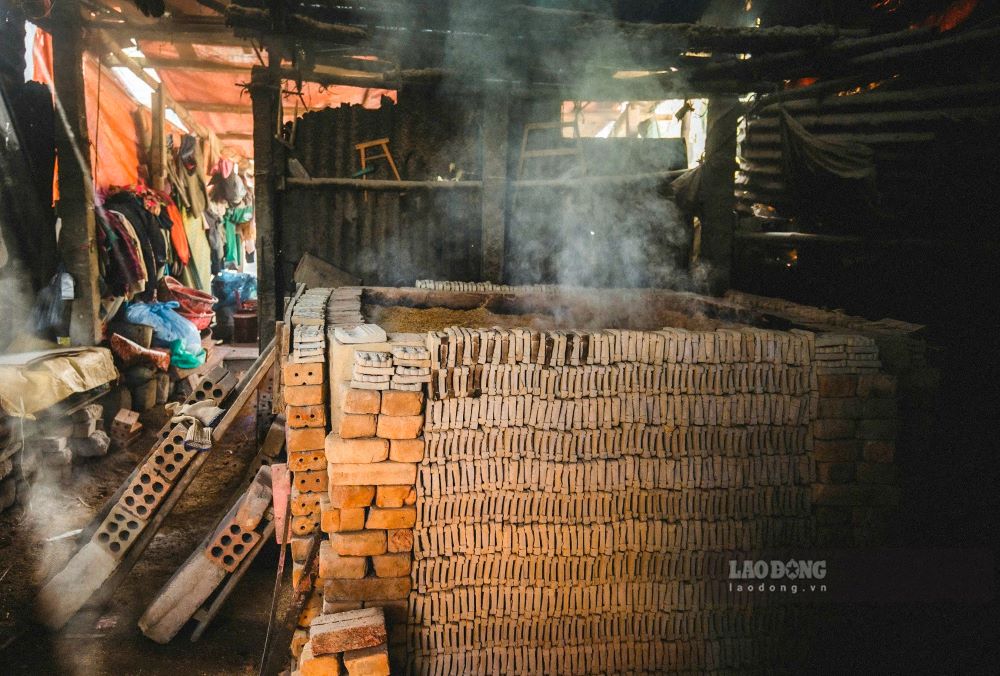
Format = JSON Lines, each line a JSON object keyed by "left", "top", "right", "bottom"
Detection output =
{"left": 427, "top": 1, "right": 712, "bottom": 292}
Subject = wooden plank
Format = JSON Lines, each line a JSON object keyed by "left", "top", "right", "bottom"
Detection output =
{"left": 50, "top": 3, "right": 100, "bottom": 345}
{"left": 284, "top": 177, "right": 483, "bottom": 191}
{"left": 250, "top": 63, "right": 282, "bottom": 348}
{"left": 151, "top": 83, "right": 167, "bottom": 191}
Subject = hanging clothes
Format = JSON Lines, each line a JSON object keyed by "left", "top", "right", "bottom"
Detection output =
{"left": 182, "top": 209, "right": 213, "bottom": 293}
{"left": 204, "top": 201, "right": 226, "bottom": 274}
{"left": 164, "top": 198, "right": 191, "bottom": 268}
{"left": 222, "top": 204, "right": 252, "bottom": 268}
{"left": 97, "top": 209, "right": 146, "bottom": 297}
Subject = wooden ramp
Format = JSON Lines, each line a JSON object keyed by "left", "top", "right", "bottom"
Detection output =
{"left": 35, "top": 341, "right": 277, "bottom": 629}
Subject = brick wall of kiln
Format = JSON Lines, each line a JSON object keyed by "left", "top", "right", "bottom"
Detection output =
{"left": 298, "top": 304, "right": 901, "bottom": 672}
{"left": 402, "top": 327, "right": 899, "bottom": 674}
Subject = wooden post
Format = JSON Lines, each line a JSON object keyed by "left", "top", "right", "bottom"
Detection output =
{"left": 698, "top": 97, "right": 740, "bottom": 294}
{"left": 481, "top": 87, "right": 509, "bottom": 282}
{"left": 50, "top": 3, "right": 101, "bottom": 345}
{"left": 250, "top": 64, "right": 282, "bottom": 347}
{"left": 151, "top": 83, "right": 167, "bottom": 191}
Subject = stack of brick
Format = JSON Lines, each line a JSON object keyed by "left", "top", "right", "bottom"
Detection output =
{"left": 410, "top": 326, "right": 819, "bottom": 674}
{"left": 67, "top": 404, "right": 111, "bottom": 459}
{"left": 415, "top": 280, "right": 561, "bottom": 295}
{"left": 297, "top": 607, "right": 390, "bottom": 676}
{"left": 811, "top": 334, "right": 899, "bottom": 545}
{"left": 284, "top": 288, "right": 340, "bottom": 660}
{"left": 321, "top": 346, "right": 425, "bottom": 670}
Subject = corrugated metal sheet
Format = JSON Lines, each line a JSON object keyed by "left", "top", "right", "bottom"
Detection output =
{"left": 279, "top": 91, "right": 483, "bottom": 286}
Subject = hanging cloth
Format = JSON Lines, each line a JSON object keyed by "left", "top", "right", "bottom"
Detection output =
{"left": 779, "top": 109, "right": 878, "bottom": 224}
{"left": 182, "top": 209, "right": 213, "bottom": 292}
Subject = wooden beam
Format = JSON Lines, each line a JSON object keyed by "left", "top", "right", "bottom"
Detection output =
{"left": 51, "top": 3, "right": 101, "bottom": 345}
{"left": 226, "top": 5, "right": 369, "bottom": 44}
{"left": 250, "top": 64, "right": 282, "bottom": 347}
{"left": 112, "top": 56, "right": 252, "bottom": 74}
{"left": 219, "top": 132, "right": 254, "bottom": 141}
{"left": 151, "top": 83, "right": 167, "bottom": 191}
{"left": 285, "top": 177, "right": 483, "bottom": 190}
{"left": 84, "top": 18, "right": 248, "bottom": 47}
{"left": 180, "top": 100, "right": 328, "bottom": 114}
{"left": 91, "top": 30, "right": 246, "bottom": 158}
{"left": 181, "top": 101, "right": 254, "bottom": 114}
{"left": 698, "top": 98, "right": 740, "bottom": 294}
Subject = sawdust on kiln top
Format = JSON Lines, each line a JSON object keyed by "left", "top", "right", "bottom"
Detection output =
{"left": 367, "top": 305, "right": 561, "bottom": 333}
{"left": 366, "top": 303, "right": 724, "bottom": 333}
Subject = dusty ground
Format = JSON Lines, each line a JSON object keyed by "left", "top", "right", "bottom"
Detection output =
{"left": 0, "top": 372, "right": 288, "bottom": 674}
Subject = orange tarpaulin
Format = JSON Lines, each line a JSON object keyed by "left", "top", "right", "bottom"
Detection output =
{"left": 84, "top": 54, "right": 144, "bottom": 188}
{"left": 31, "top": 27, "right": 148, "bottom": 189}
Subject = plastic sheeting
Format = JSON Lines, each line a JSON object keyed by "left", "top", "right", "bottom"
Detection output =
{"left": 0, "top": 347, "right": 118, "bottom": 417}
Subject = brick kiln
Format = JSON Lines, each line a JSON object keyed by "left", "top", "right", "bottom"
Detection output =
{"left": 280, "top": 282, "right": 926, "bottom": 674}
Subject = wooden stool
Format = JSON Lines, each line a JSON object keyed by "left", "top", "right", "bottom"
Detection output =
{"left": 354, "top": 137, "right": 401, "bottom": 200}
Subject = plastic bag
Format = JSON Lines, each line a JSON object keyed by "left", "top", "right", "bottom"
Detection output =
{"left": 125, "top": 301, "right": 204, "bottom": 357}
{"left": 169, "top": 338, "right": 206, "bottom": 370}
{"left": 31, "top": 271, "right": 74, "bottom": 339}
{"left": 212, "top": 270, "right": 257, "bottom": 309}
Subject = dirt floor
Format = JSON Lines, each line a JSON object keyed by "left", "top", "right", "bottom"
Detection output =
{"left": 0, "top": 362, "right": 289, "bottom": 675}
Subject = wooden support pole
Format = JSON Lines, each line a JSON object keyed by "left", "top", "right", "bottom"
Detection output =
{"left": 50, "top": 4, "right": 100, "bottom": 345}
{"left": 698, "top": 97, "right": 740, "bottom": 294}
{"left": 151, "top": 84, "right": 167, "bottom": 191}
{"left": 250, "top": 65, "right": 282, "bottom": 348}
{"left": 481, "top": 87, "right": 510, "bottom": 283}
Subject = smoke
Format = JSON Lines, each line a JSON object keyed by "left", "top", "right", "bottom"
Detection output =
{"left": 426, "top": 1, "right": 712, "bottom": 292}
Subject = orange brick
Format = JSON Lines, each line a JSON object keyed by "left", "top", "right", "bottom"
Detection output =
{"left": 324, "top": 577, "right": 410, "bottom": 602}
{"left": 291, "top": 490, "right": 322, "bottom": 516}
{"left": 326, "top": 435, "right": 389, "bottom": 464}
{"left": 388, "top": 438, "right": 424, "bottom": 463}
{"left": 329, "top": 485, "right": 376, "bottom": 509}
{"left": 319, "top": 541, "right": 368, "bottom": 579}
{"left": 300, "top": 645, "right": 342, "bottom": 676}
{"left": 343, "top": 388, "right": 381, "bottom": 415}
{"left": 366, "top": 506, "right": 416, "bottom": 530}
{"left": 284, "top": 363, "right": 325, "bottom": 386}
{"left": 292, "top": 513, "right": 320, "bottom": 536}
{"left": 291, "top": 628, "right": 309, "bottom": 659}
{"left": 290, "top": 535, "right": 314, "bottom": 562}
{"left": 289, "top": 449, "right": 326, "bottom": 472}
{"left": 287, "top": 404, "right": 327, "bottom": 428}
{"left": 286, "top": 385, "right": 326, "bottom": 406}
{"left": 375, "top": 415, "right": 424, "bottom": 440}
{"left": 328, "top": 462, "right": 416, "bottom": 486}
{"left": 375, "top": 485, "right": 414, "bottom": 508}
{"left": 295, "top": 469, "right": 328, "bottom": 494}
{"left": 343, "top": 643, "right": 389, "bottom": 675}
{"left": 339, "top": 507, "right": 366, "bottom": 531}
{"left": 372, "top": 552, "right": 410, "bottom": 578}
{"left": 332, "top": 530, "right": 386, "bottom": 557}
{"left": 297, "top": 589, "right": 323, "bottom": 627}
{"left": 817, "top": 374, "right": 857, "bottom": 398}
{"left": 320, "top": 501, "right": 340, "bottom": 534}
{"left": 339, "top": 414, "right": 377, "bottom": 439}
{"left": 387, "top": 528, "right": 413, "bottom": 553}
{"left": 287, "top": 427, "right": 327, "bottom": 452}
{"left": 380, "top": 391, "right": 424, "bottom": 417}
